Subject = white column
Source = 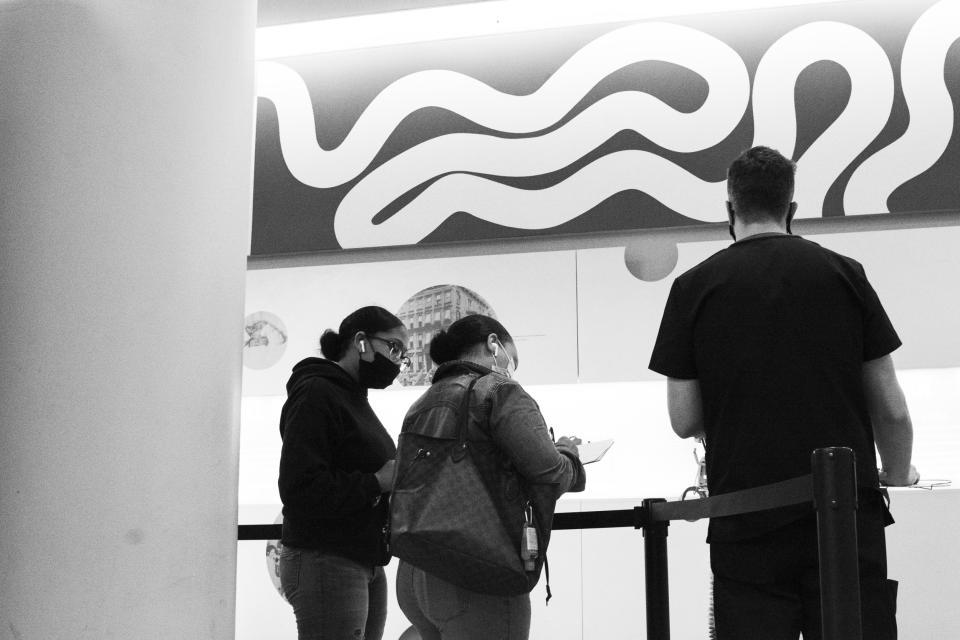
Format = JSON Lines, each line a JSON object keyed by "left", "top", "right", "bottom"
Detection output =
{"left": 0, "top": 2, "right": 255, "bottom": 638}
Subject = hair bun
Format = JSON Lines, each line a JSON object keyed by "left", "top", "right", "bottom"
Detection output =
{"left": 428, "top": 329, "right": 459, "bottom": 365}
{"left": 318, "top": 329, "right": 341, "bottom": 360}
{"left": 427, "top": 314, "right": 511, "bottom": 366}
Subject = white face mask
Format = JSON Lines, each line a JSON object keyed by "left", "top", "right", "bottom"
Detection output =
{"left": 491, "top": 339, "right": 516, "bottom": 378}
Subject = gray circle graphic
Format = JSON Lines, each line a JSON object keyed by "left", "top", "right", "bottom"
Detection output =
{"left": 243, "top": 311, "right": 288, "bottom": 370}
{"left": 395, "top": 285, "right": 495, "bottom": 387}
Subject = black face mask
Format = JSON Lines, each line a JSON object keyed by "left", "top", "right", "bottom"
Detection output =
{"left": 358, "top": 353, "right": 400, "bottom": 389}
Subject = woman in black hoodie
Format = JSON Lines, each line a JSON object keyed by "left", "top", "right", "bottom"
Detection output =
{"left": 278, "top": 305, "right": 408, "bottom": 640}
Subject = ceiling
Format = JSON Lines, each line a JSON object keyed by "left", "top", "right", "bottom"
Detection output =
{"left": 257, "top": 0, "right": 495, "bottom": 27}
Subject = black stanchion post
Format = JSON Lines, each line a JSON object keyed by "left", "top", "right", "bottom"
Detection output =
{"left": 811, "top": 446, "right": 862, "bottom": 640}
{"left": 639, "top": 498, "right": 670, "bottom": 640}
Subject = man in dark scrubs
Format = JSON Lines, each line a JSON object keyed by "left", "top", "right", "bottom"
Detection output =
{"left": 649, "top": 146, "right": 918, "bottom": 639}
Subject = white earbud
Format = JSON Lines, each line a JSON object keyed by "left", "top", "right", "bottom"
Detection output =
{"left": 493, "top": 343, "right": 499, "bottom": 357}
{"left": 358, "top": 341, "right": 366, "bottom": 353}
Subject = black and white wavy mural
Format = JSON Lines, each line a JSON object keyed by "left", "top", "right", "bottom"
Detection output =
{"left": 252, "top": 0, "right": 960, "bottom": 255}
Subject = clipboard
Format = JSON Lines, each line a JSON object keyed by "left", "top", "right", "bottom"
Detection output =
{"left": 577, "top": 439, "right": 614, "bottom": 464}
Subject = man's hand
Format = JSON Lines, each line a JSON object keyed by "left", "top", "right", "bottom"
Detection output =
{"left": 863, "top": 355, "right": 915, "bottom": 487}
{"left": 879, "top": 464, "right": 920, "bottom": 486}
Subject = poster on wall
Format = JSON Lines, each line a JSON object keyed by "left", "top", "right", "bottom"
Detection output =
{"left": 242, "top": 251, "right": 578, "bottom": 395}
{"left": 243, "top": 311, "right": 289, "bottom": 370}
{"left": 252, "top": 0, "right": 960, "bottom": 256}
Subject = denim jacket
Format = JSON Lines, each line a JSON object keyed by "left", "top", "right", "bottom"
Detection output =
{"left": 402, "top": 360, "right": 586, "bottom": 560}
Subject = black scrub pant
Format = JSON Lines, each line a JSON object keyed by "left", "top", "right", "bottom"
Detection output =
{"left": 710, "top": 491, "right": 898, "bottom": 640}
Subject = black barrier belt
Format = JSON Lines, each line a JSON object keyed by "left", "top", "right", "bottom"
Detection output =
{"left": 239, "top": 524, "right": 281, "bottom": 540}
{"left": 552, "top": 474, "right": 813, "bottom": 531}
{"left": 237, "top": 474, "right": 814, "bottom": 540}
{"left": 649, "top": 474, "right": 813, "bottom": 523}
{"left": 553, "top": 508, "right": 639, "bottom": 530}
{"left": 237, "top": 513, "right": 636, "bottom": 539}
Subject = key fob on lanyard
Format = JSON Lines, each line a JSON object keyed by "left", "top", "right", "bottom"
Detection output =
{"left": 520, "top": 503, "right": 538, "bottom": 572}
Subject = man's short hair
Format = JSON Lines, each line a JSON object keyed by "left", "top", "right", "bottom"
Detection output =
{"left": 727, "top": 146, "right": 796, "bottom": 223}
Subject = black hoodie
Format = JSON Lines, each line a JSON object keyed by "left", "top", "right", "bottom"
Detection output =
{"left": 278, "top": 357, "right": 397, "bottom": 566}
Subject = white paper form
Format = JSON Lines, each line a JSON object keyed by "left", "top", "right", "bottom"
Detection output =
{"left": 577, "top": 439, "right": 614, "bottom": 464}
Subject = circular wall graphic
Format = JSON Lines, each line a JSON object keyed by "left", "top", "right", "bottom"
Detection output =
{"left": 243, "top": 311, "right": 288, "bottom": 370}
{"left": 394, "top": 284, "right": 495, "bottom": 387}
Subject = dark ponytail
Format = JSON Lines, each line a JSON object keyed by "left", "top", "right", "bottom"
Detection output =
{"left": 319, "top": 306, "right": 404, "bottom": 360}
{"left": 318, "top": 330, "right": 343, "bottom": 360}
{"left": 429, "top": 314, "right": 512, "bottom": 365}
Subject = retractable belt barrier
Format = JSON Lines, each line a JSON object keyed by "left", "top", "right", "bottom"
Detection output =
{"left": 549, "top": 473, "right": 814, "bottom": 531}
{"left": 634, "top": 447, "right": 862, "bottom": 640}
{"left": 237, "top": 447, "right": 861, "bottom": 640}
{"left": 237, "top": 473, "right": 812, "bottom": 539}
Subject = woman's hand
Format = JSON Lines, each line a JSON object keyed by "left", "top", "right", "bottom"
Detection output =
{"left": 375, "top": 459, "right": 396, "bottom": 492}
{"left": 556, "top": 436, "right": 582, "bottom": 457}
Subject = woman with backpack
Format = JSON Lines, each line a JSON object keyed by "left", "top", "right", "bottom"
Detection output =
{"left": 392, "top": 314, "right": 585, "bottom": 640}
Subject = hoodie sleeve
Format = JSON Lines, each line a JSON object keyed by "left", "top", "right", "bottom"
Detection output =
{"left": 487, "top": 380, "right": 585, "bottom": 496}
{"left": 278, "top": 380, "right": 382, "bottom": 516}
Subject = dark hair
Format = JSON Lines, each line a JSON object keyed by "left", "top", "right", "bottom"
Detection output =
{"left": 429, "top": 314, "right": 512, "bottom": 365}
{"left": 727, "top": 146, "right": 796, "bottom": 223}
{"left": 319, "top": 306, "right": 404, "bottom": 360}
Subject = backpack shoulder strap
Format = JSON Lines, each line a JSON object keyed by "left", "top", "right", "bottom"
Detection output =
{"left": 453, "top": 375, "right": 480, "bottom": 458}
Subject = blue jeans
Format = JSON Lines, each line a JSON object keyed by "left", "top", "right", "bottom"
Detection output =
{"left": 279, "top": 546, "right": 387, "bottom": 640}
{"left": 396, "top": 560, "right": 531, "bottom": 640}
